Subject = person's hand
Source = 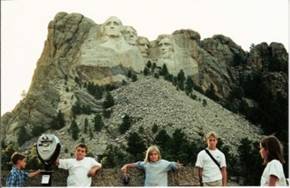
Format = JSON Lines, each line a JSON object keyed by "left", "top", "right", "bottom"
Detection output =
{"left": 121, "top": 165, "right": 128, "bottom": 174}
{"left": 176, "top": 161, "right": 183, "bottom": 168}
{"left": 35, "top": 169, "right": 41, "bottom": 176}
{"left": 28, "top": 169, "right": 41, "bottom": 177}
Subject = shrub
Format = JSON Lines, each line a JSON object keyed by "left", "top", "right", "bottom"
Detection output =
{"left": 94, "top": 114, "right": 104, "bottom": 132}
{"left": 69, "top": 120, "right": 80, "bottom": 140}
{"left": 119, "top": 114, "right": 131, "bottom": 134}
{"left": 103, "top": 109, "right": 112, "bottom": 119}
{"left": 103, "top": 92, "right": 115, "bottom": 109}
{"left": 237, "top": 138, "right": 263, "bottom": 185}
{"left": 202, "top": 99, "right": 207, "bottom": 107}
{"left": 126, "top": 132, "right": 146, "bottom": 161}
{"left": 101, "top": 145, "right": 127, "bottom": 168}
{"left": 17, "top": 126, "right": 30, "bottom": 146}
{"left": 151, "top": 124, "right": 159, "bottom": 134}
{"left": 131, "top": 74, "right": 138, "bottom": 82}
{"left": 31, "top": 125, "right": 46, "bottom": 137}
{"left": 51, "top": 110, "right": 66, "bottom": 130}
{"left": 143, "top": 67, "right": 150, "bottom": 76}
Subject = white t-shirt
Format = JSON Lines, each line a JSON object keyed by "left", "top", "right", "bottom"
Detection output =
{"left": 59, "top": 157, "right": 102, "bottom": 187}
{"left": 260, "top": 159, "right": 287, "bottom": 186}
{"left": 195, "top": 148, "right": 226, "bottom": 183}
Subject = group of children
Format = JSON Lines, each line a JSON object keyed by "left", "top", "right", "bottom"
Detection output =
{"left": 6, "top": 131, "right": 288, "bottom": 187}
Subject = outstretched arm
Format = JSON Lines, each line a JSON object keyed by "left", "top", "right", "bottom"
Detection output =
{"left": 28, "top": 169, "right": 41, "bottom": 177}
{"left": 121, "top": 163, "right": 138, "bottom": 174}
{"left": 88, "top": 164, "right": 102, "bottom": 177}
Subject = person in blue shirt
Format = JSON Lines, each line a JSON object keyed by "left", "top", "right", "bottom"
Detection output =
{"left": 6, "top": 152, "right": 40, "bottom": 187}
{"left": 121, "top": 145, "right": 181, "bottom": 186}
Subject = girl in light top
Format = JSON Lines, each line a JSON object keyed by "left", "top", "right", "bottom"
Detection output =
{"left": 121, "top": 145, "right": 181, "bottom": 186}
{"left": 259, "top": 135, "right": 287, "bottom": 186}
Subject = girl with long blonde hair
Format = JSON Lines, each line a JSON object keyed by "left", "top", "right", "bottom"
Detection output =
{"left": 121, "top": 145, "right": 181, "bottom": 186}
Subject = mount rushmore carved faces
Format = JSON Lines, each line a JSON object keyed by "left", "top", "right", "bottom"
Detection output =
{"left": 158, "top": 36, "right": 174, "bottom": 59}
{"left": 123, "top": 26, "right": 138, "bottom": 46}
{"left": 102, "top": 16, "right": 123, "bottom": 38}
{"left": 137, "top": 37, "right": 150, "bottom": 58}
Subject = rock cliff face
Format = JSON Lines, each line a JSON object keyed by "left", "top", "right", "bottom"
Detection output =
{"left": 1, "top": 12, "right": 287, "bottom": 158}
{"left": 1, "top": 12, "right": 95, "bottom": 143}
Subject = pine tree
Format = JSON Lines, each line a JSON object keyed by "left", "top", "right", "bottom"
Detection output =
{"left": 126, "top": 132, "right": 146, "bottom": 160}
{"left": 177, "top": 70, "right": 185, "bottom": 90}
{"left": 94, "top": 114, "right": 104, "bottom": 131}
{"left": 202, "top": 99, "right": 207, "bottom": 107}
{"left": 151, "top": 124, "right": 159, "bottom": 134}
{"left": 74, "top": 76, "right": 80, "bottom": 85}
{"left": 84, "top": 118, "right": 89, "bottom": 134}
{"left": 72, "top": 100, "right": 82, "bottom": 115}
{"left": 160, "top": 64, "right": 169, "bottom": 76}
{"left": 119, "top": 114, "right": 131, "bottom": 134}
{"left": 17, "top": 126, "right": 30, "bottom": 146}
{"left": 131, "top": 74, "right": 138, "bottom": 82}
{"left": 89, "top": 127, "right": 93, "bottom": 139}
{"left": 51, "top": 110, "right": 66, "bottom": 130}
{"left": 151, "top": 63, "right": 157, "bottom": 73}
{"left": 146, "top": 61, "right": 152, "bottom": 68}
{"left": 103, "top": 92, "right": 115, "bottom": 109}
{"left": 70, "top": 120, "right": 80, "bottom": 140}
{"left": 143, "top": 67, "right": 149, "bottom": 76}
{"left": 138, "top": 126, "right": 144, "bottom": 134}
{"left": 155, "top": 129, "right": 171, "bottom": 150}
{"left": 82, "top": 105, "right": 92, "bottom": 115}
{"left": 103, "top": 109, "right": 112, "bottom": 118}
{"left": 205, "top": 84, "right": 219, "bottom": 101}
{"left": 94, "top": 85, "right": 104, "bottom": 99}
{"left": 127, "top": 70, "right": 132, "bottom": 78}
{"left": 31, "top": 125, "right": 45, "bottom": 137}
{"left": 185, "top": 76, "right": 194, "bottom": 95}
{"left": 87, "top": 83, "right": 104, "bottom": 100}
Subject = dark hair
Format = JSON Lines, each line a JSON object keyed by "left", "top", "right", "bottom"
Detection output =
{"left": 11, "top": 152, "right": 26, "bottom": 165}
{"left": 260, "top": 135, "right": 285, "bottom": 164}
{"left": 75, "top": 143, "right": 88, "bottom": 153}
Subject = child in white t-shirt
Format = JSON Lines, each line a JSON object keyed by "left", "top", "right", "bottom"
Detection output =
{"left": 121, "top": 145, "right": 182, "bottom": 186}
{"left": 195, "top": 131, "right": 227, "bottom": 186}
{"left": 56, "top": 144, "right": 102, "bottom": 186}
{"left": 259, "top": 136, "right": 287, "bottom": 186}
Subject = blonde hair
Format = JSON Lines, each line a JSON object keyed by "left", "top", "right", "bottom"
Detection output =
{"left": 205, "top": 131, "right": 218, "bottom": 140}
{"left": 144, "top": 145, "right": 161, "bottom": 163}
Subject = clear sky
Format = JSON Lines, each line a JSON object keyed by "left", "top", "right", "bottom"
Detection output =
{"left": 1, "top": 0, "right": 288, "bottom": 115}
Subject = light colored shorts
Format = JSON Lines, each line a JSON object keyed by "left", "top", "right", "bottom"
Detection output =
{"left": 203, "top": 179, "right": 223, "bottom": 186}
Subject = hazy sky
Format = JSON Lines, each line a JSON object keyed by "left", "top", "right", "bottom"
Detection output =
{"left": 1, "top": 0, "right": 288, "bottom": 115}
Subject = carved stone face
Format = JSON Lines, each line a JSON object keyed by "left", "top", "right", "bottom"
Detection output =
{"left": 158, "top": 37, "right": 173, "bottom": 58}
{"left": 123, "top": 26, "right": 137, "bottom": 45}
{"left": 137, "top": 37, "right": 150, "bottom": 57}
{"left": 103, "top": 17, "right": 123, "bottom": 38}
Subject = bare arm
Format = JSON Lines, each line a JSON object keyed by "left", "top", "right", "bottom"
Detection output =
{"left": 268, "top": 175, "right": 278, "bottom": 186}
{"left": 28, "top": 169, "right": 41, "bottom": 177}
{"left": 197, "top": 167, "right": 203, "bottom": 186}
{"left": 221, "top": 167, "right": 227, "bottom": 186}
{"left": 121, "top": 163, "right": 137, "bottom": 174}
{"left": 88, "top": 165, "right": 102, "bottom": 177}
